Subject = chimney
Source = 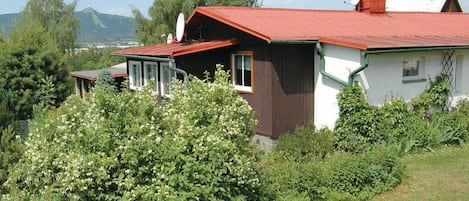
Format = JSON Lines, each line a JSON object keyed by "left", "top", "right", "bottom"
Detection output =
{"left": 356, "top": 0, "right": 386, "bottom": 14}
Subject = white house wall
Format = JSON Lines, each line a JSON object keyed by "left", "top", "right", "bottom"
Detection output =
{"left": 386, "top": 0, "right": 446, "bottom": 12}
{"left": 314, "top": 45, "right": 469, "bottom": 129}
{"left": 314, "top": 44, "right": 361, "bottom": 129}
{"left": 359, "top": 50, "right": 469, "bottom": 106}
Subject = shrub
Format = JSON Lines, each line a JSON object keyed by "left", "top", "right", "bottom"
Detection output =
{"left": 326, "top": 146, "right": 404, "bottom": 200}
{"left": 275, "top": 125, "right": 334, "bottom": 161}
{"left": 411, "top": 75, "right": 450, "bottom": 112}
{"left": 4, "top": 68, "right": 260, "bottom": 200}
{"left": 0, "top": 125, "right": 25, "bottom": 195}
{"left": 334, "top": 82, "right": 384, "bottom": 152}
{"left": 259, "top": 128, "right": 404, "bottom": 201}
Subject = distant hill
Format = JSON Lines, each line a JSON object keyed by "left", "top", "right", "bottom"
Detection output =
{"left": 0, "top": 7, "right": 136, "bottom": 45}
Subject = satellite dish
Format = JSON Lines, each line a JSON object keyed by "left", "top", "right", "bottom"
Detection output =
{"left": 167, "top": 33, "right": 173, "bottom": 44}
{"left": 350, "top": 0, "right": 360, "bottom": 5}
{"left": 176, "top": 13, "right": 185, "bottom": 43}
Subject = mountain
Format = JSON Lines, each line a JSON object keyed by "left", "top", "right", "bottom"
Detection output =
{"left": 0, "top": 7, "right": 136, "bottom": 45}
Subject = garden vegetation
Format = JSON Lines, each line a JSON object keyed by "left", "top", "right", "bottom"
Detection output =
{"left": 259, "top": 75, "right": 469, "bottom": 201}
{"left": 1, "top": 67, "right": 468, "bottom": 200}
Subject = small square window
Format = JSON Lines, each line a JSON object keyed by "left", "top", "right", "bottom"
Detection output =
{"left": 403, "top": 56, "right": 425, "bottom": 81}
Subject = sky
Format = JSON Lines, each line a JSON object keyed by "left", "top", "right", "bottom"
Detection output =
{"left": 0, "top": 0, "right": 468, "bottom": 17}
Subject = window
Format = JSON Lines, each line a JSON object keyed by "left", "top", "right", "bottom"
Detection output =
{"left": 231, "top": 51, "right": 253, "bottom": 92}
{"left": 160, "top": 62, "right": 187, "bottom": 97}
{"left": 129, "top": 61, "right": 142, "bottom": 89}
{"left": 403, "top": 56, "right": 425, "bottom": 81}
{"left": 144, "top": 62, "right": 158, "bottom": 92}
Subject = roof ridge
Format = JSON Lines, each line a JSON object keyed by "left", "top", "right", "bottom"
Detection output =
{"left": 197, "top": 6, "right": 357, "bottom": 13}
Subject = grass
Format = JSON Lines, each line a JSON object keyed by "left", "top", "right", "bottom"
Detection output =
{"left": 373, "top": 144, "right": 469, "bottom": 201}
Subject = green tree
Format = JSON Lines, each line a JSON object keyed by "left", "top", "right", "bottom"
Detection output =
{"left": 0, "top": 21, "right": 69, "bottom": 120}
{"left": 20, "top": 0, "right": 79, "bottom": 53}
{"left": 0, "top": 125, "right": 25, "bottom": 195}
{"left": 133, "top": 0, "right": 262, "bottom": 45}
{"left": 67, "top": 47, "right": 125, "bottom": 71}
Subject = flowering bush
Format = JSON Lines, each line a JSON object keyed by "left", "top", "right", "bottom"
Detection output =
{"left": 4, "top": 67, "right": 260, "bottom": 200}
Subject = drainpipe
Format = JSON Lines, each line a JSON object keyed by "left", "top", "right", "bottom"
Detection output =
{"left": 316, "top": 43, "right": 347, "bottom": 86}
{"left": 348, "top": 52, "right": 370, "bottom": 86}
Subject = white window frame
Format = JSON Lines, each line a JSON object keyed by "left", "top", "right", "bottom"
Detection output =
{"left": 402, "top": 56, "right": 426, "bottom": 81}
{"left": 143, "top": 61, "right": 158, "bottom": 93}
{"left": 231, "top": 51, "right": 254, "bottom": 93}
{"left": 129, "top": 61, "right": 143, "bottom": 90}
{"left": 160, "top": 62, "right": 187, "bottom": 98}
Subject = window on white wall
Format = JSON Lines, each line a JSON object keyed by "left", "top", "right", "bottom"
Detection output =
{"left": 144, "top": 61, "right": 158, "bottom": 92}
{"left": 403, "top": 56, "right": 425, "bottom": 81}
{"left": 231, "top": 51, "right": 254, "bottom": 93}
{"left": 129, "top": 61, "right": 142, "bottom": 90}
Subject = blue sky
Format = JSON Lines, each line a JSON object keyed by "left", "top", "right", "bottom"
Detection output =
{"left": 0, "top": 0, "right": 468, "bottom": 17}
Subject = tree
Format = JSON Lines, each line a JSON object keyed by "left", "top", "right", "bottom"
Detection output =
{"left": 67, "top": 47, "right": 126, "bottom": 71}
{"left": 133, "top": 0, "right": 262, "bottom": 45}
{"left": 0, "top": 20, "right": 69, "bottom": 120}
{"left": 20, "top": 0, "right": 79, "bottom": 53}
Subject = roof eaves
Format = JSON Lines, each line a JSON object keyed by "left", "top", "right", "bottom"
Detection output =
{"left": 195, "top": 7, "right": 272, "bottom": 42}
{"left": 319, "top": 37, "right": 368, "bottom": 50}
{"left": 172, "top": 39, "right": 239, "bottom": 57}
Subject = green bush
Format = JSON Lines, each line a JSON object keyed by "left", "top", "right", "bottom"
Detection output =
{"left": 0, "top": 125, "right": 25, "bottom": 195}
{"left": 411, "top": 75, "right": 450, "bottom": 111}
{"left": 260, "top": 128, "right": 404, "bottom": 201}
{"left": 326, "top": 146, "right": 404, "bottom": 200}
{"left": 334, "top": 82, "right": 384, "bottom": 152}
{"left": 4, "top": 68, "right": 261, "bottom": 200}
{"left": 275, "top": 125, "right": 334, "bottom": 161}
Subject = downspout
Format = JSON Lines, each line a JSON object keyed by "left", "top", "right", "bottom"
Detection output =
{"left": 348, "top": 52, "right": 369, "bottom": 86}
{"left": 316, "top": 43, "right": 348, "bottom": 86}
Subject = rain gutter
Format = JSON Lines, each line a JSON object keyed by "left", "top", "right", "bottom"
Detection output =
{"left": 268, "top": 40, "right": 317, "bottom": 45}
{"left": 316, "top": 43, "right": 347, "bottom": 86}
{"left": 111, "top": 54, "right": 175, "bottom": 62}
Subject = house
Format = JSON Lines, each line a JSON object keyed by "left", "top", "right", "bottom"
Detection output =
{"left": 113, "top": 0, "right": 469, "bottom": 146}
{"left": 70, "top": 62, "right": 127, "bottom": 99}
{"left": 384, "top": 0, "right": 462, "bottom": 12}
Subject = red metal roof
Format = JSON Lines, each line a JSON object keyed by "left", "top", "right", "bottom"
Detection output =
{"left": 187, "top": 6, "right": 469, "bottom": 49}
{"left": 113, "top": 39, "right": 238, "bottom": 57}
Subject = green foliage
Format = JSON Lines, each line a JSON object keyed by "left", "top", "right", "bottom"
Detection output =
{"left": 95, "top": 69, "right": 116, "bottom": 92}
{"left": 133, "top": 0, "right": 262, "bottom": 45}
{"left": 334, "top": 82, "right": 384, "bottom": 152}
{"left": 0, "top": 89, "right": 16, "bottom": 129}
{"left": 0, "top": 125, "right": 25, "bottom": 195}
{"left": 20, "top": 0, "right": 79, "bottom": 52}
{"left": 67, "top": 47, "right": 125, "bottom": 71}
{"left": 260, "top": 131, "right": 404, "bottom": 201}
{"left": 411, "top": 75, "right": 450, "bottom": 111}
{"left": 5, "top": 69, "right": 260, "bottom": 200}
{"left": 275, "top": 125, "right": 334, "bottom": 161}
{"left": 326, "top": 146, "right": 403, "bottom": 200}
{"left": 0, "top": 21, "right": 69, "bottom": 120}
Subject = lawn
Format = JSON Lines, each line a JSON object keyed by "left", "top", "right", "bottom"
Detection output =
{"left": 373, "top": 145, "right": 469, "bottom": 201}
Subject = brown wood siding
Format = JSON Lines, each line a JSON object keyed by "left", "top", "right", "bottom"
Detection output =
{"left": 270, "top": 44, "right": 315, "bottom": 138}
{"left": 181, "top": 16, "right": 315, "bottom": 138}
{"left": 176, "top": 46, "right": 234, "bottom": 78}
